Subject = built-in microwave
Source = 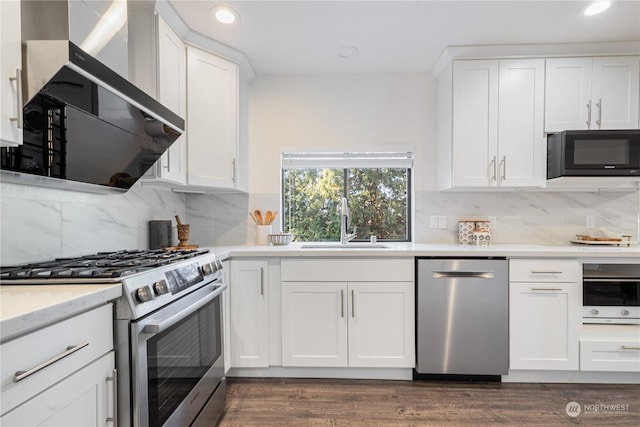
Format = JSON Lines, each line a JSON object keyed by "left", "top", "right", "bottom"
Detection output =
{"left": 547, "top": 130, "right": 640, "bottom": 179}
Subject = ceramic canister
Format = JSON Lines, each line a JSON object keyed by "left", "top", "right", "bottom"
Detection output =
{"left": 458, "top": 221, "right": 476, "bottom": 245}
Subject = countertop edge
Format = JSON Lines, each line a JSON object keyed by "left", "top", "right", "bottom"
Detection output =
{"left": 0, "top": 284, "right": 122, "bottom": 343}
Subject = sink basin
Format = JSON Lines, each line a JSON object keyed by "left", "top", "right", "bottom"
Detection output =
{"left": 300, "top": 243, "right": 390, "bottom": 249}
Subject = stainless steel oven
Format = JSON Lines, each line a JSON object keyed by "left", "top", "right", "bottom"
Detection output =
{"left": 127, "top": 281, "right": 226, "bottom": 427}
{"left": 583, "top": 263, "right": 640, "bottom": 325}
{"left": 0, "top": 249, "right": 227, "bottom": 427}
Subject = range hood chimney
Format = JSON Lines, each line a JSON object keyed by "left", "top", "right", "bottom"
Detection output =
{"left": 0, "top": 0, "right": 184, "bottom": 192}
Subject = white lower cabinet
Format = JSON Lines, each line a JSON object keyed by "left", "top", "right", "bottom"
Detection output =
{"left": 509, "top": 259, "right": 581, "bottom": 371}
{"left": 0, "top": 304, "right": 116, "bottom": 424}
{"left": 0, "top": 352, "right": 116, "bottom": 426}
{"left": 580, "top": 325, "right": 640, "bottom": 373}
{"left": 281, "top": 282, "right": 348, "bottom": 367}
{"left": 281, "top": 258, "right": 415, "bottom": 369}
{"left": 229, "top": 259, "right": 269, "bottom": 367}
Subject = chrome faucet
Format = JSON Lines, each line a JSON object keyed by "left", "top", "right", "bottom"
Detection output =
{"left": 340, "top": 197, "right": 357, "bottom": 244}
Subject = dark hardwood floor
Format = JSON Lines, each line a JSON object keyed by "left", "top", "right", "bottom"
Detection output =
{"left": 219, "top": 377, "right": 640, "bottom": 426}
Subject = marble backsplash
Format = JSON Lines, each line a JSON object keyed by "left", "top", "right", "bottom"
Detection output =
{"left": 2, "top": 181, "right": 637, "bottom": 266}
{"left": 186, "top": 190, "right": 640, "bottom": 247}
{"left": 0, "top": 182, "right": 186, "bottom": 265}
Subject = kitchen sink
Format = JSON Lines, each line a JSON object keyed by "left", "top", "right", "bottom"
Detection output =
{"left": 300, "top": 243, "right": 390, "bottom": 249}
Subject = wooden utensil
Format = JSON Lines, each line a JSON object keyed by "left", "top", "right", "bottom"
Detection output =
{"left": 254, "top": 210, "right": 263, "bottom": 225}
{"left": 175, "top": 215, "right": 183, "bottom": 225}
{"left": 265, "top": 210, "right": 273, "bottom": 225}
{"left": 249, "top": 212, "right": 259, "bottom": 225}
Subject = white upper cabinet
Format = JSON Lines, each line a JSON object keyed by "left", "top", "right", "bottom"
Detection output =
{"left": 0, "top": 0, "right": 23, "bottom": 147}
{"left": 448, "top": 58, "right": 545, "bottom": 188}
{"left": 155, "top": 16, "right": 187, "bottom": 184}
{"left": 545, "top": 56, "right": 640, "bottom": 132}
{"left": 186, "top": 46, "right": 239, "bottom": 189}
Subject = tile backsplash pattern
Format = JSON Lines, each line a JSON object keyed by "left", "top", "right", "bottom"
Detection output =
{"left": 1, "top": 182, "right": 186, "bottom": 265}
{"left": 2, "top": 181, "right": 637, "bottom": 265}
{"left": 186, "top": 190, "right": 639, "bottom": 247}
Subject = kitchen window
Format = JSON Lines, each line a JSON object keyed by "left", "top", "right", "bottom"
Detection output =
{"left": 281, "top": 151, "right": 412, "bottom": 242}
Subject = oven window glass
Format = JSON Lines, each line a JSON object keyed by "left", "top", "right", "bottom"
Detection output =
{"left": 146, "top": 297, "right": 221, "bottom": 426}
{"left": 583, "top": 281, "right": 640, "bottom": 306}
{"left": 573, "top": 139, "right": 630, "bottom": 165}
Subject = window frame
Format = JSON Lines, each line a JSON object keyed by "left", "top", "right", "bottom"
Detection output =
{"left": 280, "top": 164, "right": 412, "bottom": 243}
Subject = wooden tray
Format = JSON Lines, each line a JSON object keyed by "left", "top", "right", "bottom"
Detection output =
{"left": 572, "top": 235, "right": 635, "bottom": 246}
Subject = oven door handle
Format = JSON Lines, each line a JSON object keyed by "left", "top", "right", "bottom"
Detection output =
{"left": 583, "top": 278, "right": 640, "bottom": 283}
{"left": 143, "top": 283, "right": 227, "bottom": 334}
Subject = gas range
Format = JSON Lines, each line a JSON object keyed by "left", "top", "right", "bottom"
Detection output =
{"left": 0, "top": 249, "right": 223, "bottom": 320}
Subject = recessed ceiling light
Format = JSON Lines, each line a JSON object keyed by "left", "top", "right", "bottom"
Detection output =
{"left": 583, "top": 1, "right": 612, "bottom": 16}
{"left": 211, "top": 6, "right": 240, "bottom": 24}
{"left": 338, "top": 46, "right": 359, "bottom": 58}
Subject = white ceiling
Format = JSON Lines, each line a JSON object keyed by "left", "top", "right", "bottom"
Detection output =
{"left": 169, "top": 0, "right": 640, "bottom": 75}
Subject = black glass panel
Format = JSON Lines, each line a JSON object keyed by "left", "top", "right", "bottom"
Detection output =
{"left": 584, "top": 282, "right": 640, "bottom": 306}
{"left": 146, "top": 298, "right": 221, "bottom": 426}
{"left": 0, "top": 66, "right": 180, "bottom": 189}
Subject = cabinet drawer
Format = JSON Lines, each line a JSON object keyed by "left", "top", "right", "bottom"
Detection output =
{"left": 580, "top": 340, "right": 640, "bottom": 372}
{"left": 281, "top": 258, "right": 413, "bottom": 282}
{"left": 1, "top": 304, "right": 113, "bottom": 415}
{"left": 510, "top": 259, "right": 580, "bottom": 282}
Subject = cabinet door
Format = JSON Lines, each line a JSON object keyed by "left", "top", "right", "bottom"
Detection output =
{"left": 0, "top": 0, "right": 22, "bottom": 147}
{"left": 187, "top": 47, "right": 238, "bottom": 188}
{"left": 509, "top": 282, "right": 580, "bottom": 370}
{"left": 156, "top": 16, "right": 187, "bottom": 184}
{"left": 281, "top": 282, "right": 348, "bottom": 367}
{"left": 0, "top": 352, "right": 115, "bottom": 426}
{"left": 498, "top": 59, "right": 545, "bottom": 187}
{"left": 452, "top": 60, "right": 499, "bottom": 186}
{"left": 592, "top": 56, "right": 640, "bottom": 130}
{"left": 545, "top": 58, "right": 593, "bottom": 132}
{"left": 230, "top": 260, "right": 269, "bottom": 367}
{"left": 348, "top": 282, "right": 414, "bottom": 368}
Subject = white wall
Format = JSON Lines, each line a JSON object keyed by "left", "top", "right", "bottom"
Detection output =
{"left": 249, "top": 73, "right": 436, "bottom": 194}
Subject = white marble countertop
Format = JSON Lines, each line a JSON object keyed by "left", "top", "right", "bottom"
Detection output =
{"left": 212, "top": 242, "right": 640, "bottom": 261}
{"left": 0, "top": 284, "right": 122, "bottom": 343}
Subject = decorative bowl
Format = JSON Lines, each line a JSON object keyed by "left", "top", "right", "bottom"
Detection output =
{"left": 269, "top": 233, "right": 292, "bottom": 246}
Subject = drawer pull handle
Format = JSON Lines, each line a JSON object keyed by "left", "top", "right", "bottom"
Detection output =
{"left": 531, "top": 271, "right": 563, "bottom": 275}
{"left": 531, "top": 287, "right": 562, "bottom": 292}
{"left": 106, "top": 368, "right": 118, "bottom": 426}
{"left": 620, "top": 346, "right": 640, "bottom": 351}
{"left": 14, "top": 342, "right": 89, "bottom": 383}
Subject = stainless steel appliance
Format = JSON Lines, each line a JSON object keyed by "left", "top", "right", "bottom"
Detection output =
{"left": 583, "top": 263, "right": 640, "bottom": 325}
{"left": 415, "top": 258, "right": 509, "bottom": 379}
{"left": 547, "top": 130, "right": 640, "bottom": 179}
{"left": 0, "top": 249, "right": 226, "bottom": 427}
{"left": 0, "top": 0, "right": 184, "bottom": 192}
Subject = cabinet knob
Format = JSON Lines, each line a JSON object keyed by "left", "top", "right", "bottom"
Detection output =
{"left": 621, "top": 309, "right": 630, "bottom": 316}
{"left": 591, "top": 308, "right": 600, "bottom": 315}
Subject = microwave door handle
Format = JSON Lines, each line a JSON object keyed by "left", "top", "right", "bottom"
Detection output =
{"left": 142, "top": 283, "right": 227, "bottom": 334}
{"left": 586, "top": 100, "right": 592, "bottom": 129}
{"left": 595, "top": 98, "right": 602, "bottom": 129}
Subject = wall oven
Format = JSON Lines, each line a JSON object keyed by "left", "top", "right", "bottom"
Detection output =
{"left": 583, "top": 263, "right": 640, "bottom": 325}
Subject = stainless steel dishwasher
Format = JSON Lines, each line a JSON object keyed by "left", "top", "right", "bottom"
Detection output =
{"left": 416, "top": 258, "right": 509, "bottom": 379}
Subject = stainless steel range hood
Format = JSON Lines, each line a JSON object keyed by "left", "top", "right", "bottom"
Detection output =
{"left": 0, "top": 0, "right": 184, "bottom": 192}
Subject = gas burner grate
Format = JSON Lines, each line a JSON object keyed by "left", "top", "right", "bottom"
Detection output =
{"left": 0, "top": 248, "right": 210, "bottom": 281}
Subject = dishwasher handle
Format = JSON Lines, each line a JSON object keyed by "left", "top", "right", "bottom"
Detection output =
{"left": 432, "top": 270, "right": 495, "bottom": 279}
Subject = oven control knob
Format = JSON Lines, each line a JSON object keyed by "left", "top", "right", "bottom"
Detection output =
{"left": 136, "top": 285, "right": 155, "bottom": 303}
{"left": 154, "top": 280, "right": 170, "bottom": 295}
{"left": 591, "top": 308, "right": 600, "bottom": 315}
{"left": 211, "top": 261, "right": 220, "bottom": 273}
{"left": 621, "top": 309, "right": 630, "bottom": 316}
{"left": 201, "top": 263, "right": 214, "bottom": 276}
{"left": 215, "top": 260, "right": 223, "bottom": 271}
